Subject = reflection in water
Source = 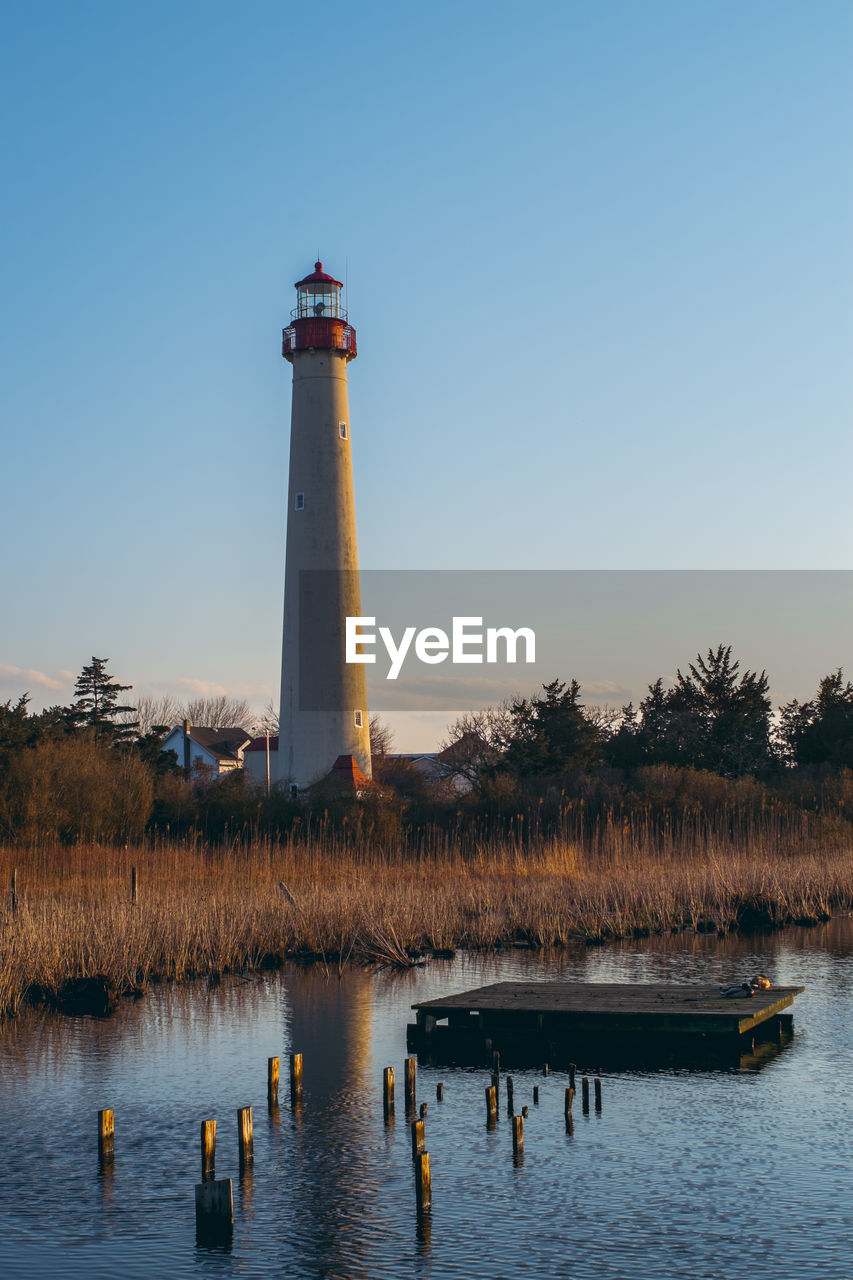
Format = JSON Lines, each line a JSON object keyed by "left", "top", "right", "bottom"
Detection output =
{"left": 0, "top": 921, "right": 850, "bottom": 1279}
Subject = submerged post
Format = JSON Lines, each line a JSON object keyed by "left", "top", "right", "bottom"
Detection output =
{"left": 564, "top": 1086, "right": 574, "bottom": 1118}
{"left": 383, "top": 1066, "right": 395, "bottom": 1119}
{"left": 404, "top": 1057, "right": 416, "bottom": 1112}
{"left": 415, "top": 1151, "right": 431, "bottom": 1211}
{"left": 98, "top": 1108, "right": 114, "bottom": 1163}
{"left": 268, "top": 1056, "right": 280, "bottom": 1106}
{"left": 485, "top": 1084, "right": 497, "bottom": 1121}
{"left": 411, "top": 1117, "right": 425, "bottom": 1159}
{"left": 195, "top": 1178, "right": 233, "bottom": 1245}
{"left": 594, "top": 1077, "right": 602, "bottom": 1111}
{"left": 512, "top": 1113, "right": 524, "bottom": 1156}
{"left": 569, "top": 1063, "right": 576, "bottom": 1090}
{"left": 506, "top": 1076, "right": 514, "bottom": 1113}
{"left": 237, "top": 1106, "right": 253, "bottom": 1166}
{"left": 533, "top": 1086, "right": 540, "bottom": 1105}
{"left": 290, "top": 1052, "right": 303, "bottom": 1108}
{"left": 436, "top": 1083, "right": 444, "bottom": 1102}
{"left": 581, "top": 1077, "right": 590, "bottom": 1112}
{"left": 201, "top": 1119, "right": 216, "bottom": 1180}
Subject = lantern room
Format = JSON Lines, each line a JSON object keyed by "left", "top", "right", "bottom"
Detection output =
{"left": 282, "top": 260, "right": 357, "bottom": 361}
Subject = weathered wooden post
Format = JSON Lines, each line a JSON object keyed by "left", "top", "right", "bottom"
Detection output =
{"left": 419, "top": 1101, "right": 428, "bottom": 1119}
{"left": 485, "top": 1084, "right": 497, "bottom": 1121}
{"left": 404, "top": 1057, "right": 417, "bottom": 1112}
{"left": 564, "top": 1086, "right": 574, "bottom": 1118}
{"left": 594, "top": 1077, "right": 602, "bottom": 1111}
{"left": 383, "top": 1066, "right": 395, "bottom": 1119}
{"left": 200, "top": 1119, "right": 216, "bottom": 1180}
{"left": 506, "top": 1075, "right": 514, "bottom": 1113}
{"left": 436, "top": 1083, "right": 444, "bottom": 1102}
{"left": 491, "top": 1049, "right": 501, "bottom": 1073}
{"left": 97, "top": 1108, "right": 114, "bottom": 1163}
{"left": 569, "top": 1063, "right": 576, "bottom": 1090}
{"left": 195, "top": 1178, "right": 233, "bottom": 1245}
{"left": 415, "top": 1151, "right": 431, "bottom": 1211}
{"left": 411, "top": 1117, "right": 425, "bottom": 1159}
{"left": 490, "top": 1070, "right": 500, "bottom": 1116}
{"left": 268, "top": 1056, "right": 280, "bottom": 1106}
{"left": 521, "top": 1105, "right": 529, "bottom": 1118}
{"left": 290, "top": 1052, "right": 303, "bottom": 1108}
{"left": 131, "top": 866, "right": 138, "bottom": 906}
{"left": 512, "top": 1113, "right": 524, "bottom": 1156}
{"left": 237, "top": 1106, "right": 253, "bottom": 1167}
{"left": 581, "top": 1077, "right": 590, "bottom": 1112}
{"left": 542, "top": 1063, "right": 549, "bottom": 1076}
{"left": 533, "top": 1085, "right": 540, "bottom": 1105}
{"left": 10, "top": 868, "right": 17, "bottom": 913}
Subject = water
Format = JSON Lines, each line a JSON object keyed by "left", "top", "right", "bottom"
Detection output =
{"left": 1, "top": 921, "right": 851, "bottom": 1279}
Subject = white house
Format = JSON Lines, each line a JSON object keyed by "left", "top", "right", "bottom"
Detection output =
{"left": 160, "top": 720, "right": 251, "bottom": 777}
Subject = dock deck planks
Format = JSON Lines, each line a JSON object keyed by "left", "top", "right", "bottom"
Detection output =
{"left": 412, "top": 981, "right": 805, "bottom": 1040}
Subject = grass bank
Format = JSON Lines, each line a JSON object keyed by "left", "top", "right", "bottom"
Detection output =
{"left": 1, "top": 815, "right": 851, "bottom": 1017}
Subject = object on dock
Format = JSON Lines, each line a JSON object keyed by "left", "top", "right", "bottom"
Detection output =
{"left": 383, "top": 1066, "right": 395, "bottom": 1118}
{"left": 290, "top": 1052, "right": 303, "bottom": 1107}
{"left": 237, "top": 1106, "right": 253, "bottom": 1167}
{"left": 195, "top": 1178, "right": 233, "bottom": 1245}
{"left": 201, "top": 1119, "right": 216, "bottom": 1180}
{"left": 594, "top": 1077, "right": 602, "bottom": 1111}
{"left": 98, "top": 1108, "right": 114, "bottom": 1163}
{"left": 415, "top": 1151, "right": 431, "bottom": 1211}
{"left": 409, "top": 981, "right": 805, "bottom": 1069}
{"left": 404, "top": 1057, "right": 416, "bottom": 1112}
{"left": 268, "top": 1056, "right": 279, "bottom": 1105}
{"left": 721, "top": 983, "right": 754, "bottom": 998}
{"left": 411, "top": 1117, "right": 425, "bottom": 1159}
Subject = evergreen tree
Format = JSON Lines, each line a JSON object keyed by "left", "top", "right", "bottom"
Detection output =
{"left": 501, "top": 679, "right": 603, "bottom": 781}
{"left": 777, "top": 670, "right": 853, "bottom": 769}
{"left": 68, "top": 657, "right": 137, "bottom": 740}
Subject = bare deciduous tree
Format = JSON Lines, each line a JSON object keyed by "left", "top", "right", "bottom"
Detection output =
{"left": 182, "top": 696, "right": 256, "bottom": 731}
{"left": 369, "top": 712, "right": 394, "bottom": 758}
{"left": 126, "top": 695, "right": 182, "bottom": 736}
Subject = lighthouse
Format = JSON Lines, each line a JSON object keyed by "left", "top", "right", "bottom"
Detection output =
{"left": 277, "top": 261, "right": 372, "bottom": 790}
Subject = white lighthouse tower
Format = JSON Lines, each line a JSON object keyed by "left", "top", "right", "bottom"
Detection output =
{"left": 278, "top": 261, "right": 372, "bottom": 790}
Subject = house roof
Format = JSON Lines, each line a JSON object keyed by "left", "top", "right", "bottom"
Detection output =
{"left": 245, "top": 735, "right": 279, "bottom": 753}
{"left": 162, "top": 725, "right": 251, "bottom": 762}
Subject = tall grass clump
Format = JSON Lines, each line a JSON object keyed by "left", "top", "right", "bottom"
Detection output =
{"left": 0, "top": 806, "right": 851, "bottom": 1017}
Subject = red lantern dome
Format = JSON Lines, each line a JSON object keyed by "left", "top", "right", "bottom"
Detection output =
{"left": 282, "top": 260, "right": 357, "bottom": 361}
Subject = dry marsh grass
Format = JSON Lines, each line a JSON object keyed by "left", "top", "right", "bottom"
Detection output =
{"left": 0, "top": 815, "right": 851, "bottom": 1017}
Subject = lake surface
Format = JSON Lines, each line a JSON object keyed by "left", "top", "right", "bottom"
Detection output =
{"left": 1, "top": 921, "right": 851, "bottom": 1279}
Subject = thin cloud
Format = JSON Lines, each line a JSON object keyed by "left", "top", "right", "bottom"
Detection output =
{"left": 0, "top": 664, "right": 66, "bottom": 691}
{"left": 175, "top": 677, "right": 228, "bottom": 697}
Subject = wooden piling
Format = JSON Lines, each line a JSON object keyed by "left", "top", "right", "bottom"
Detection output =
{"left": 268, "top": 1056, "right": 280, "bottom": 1105}
{"left": 237, "top": 1106, "right": 253, "bottom": 1166}
{"left": 492, "top": 1050, "right": 501, "bottom": 1073}
{"left": 290, "top": 1052, "right": 303, "bottom": 1107}
{"left": 436, "top": 1083, "right": 444, "bottom": 1102}
{"left": 506, "top": 1076, "right": 514, "bottom": 1112}
{"left": 131, "top": 865, "right": 138, "bottom": 905}
{"left": 10, "top": 868, "right": 17, "bottom": 913}
{"left": 512, "top": 1114, "right": 524, "bottom": 1155}
{"left": 383, "top": 1065, "right": 395, "bottom": 1118}
{"left": 569, "top": 1063, "right": 576, "bottom": 1090}
{"left": 200, "top": 1119, "right": 216, "bottom": 1180}
{"left": 490, "top": 1070, "right": 500, "bottom": 1114}
{"left": 533, "top": 1085, "right": 540, "bottom": 1105}
{"left": 521, "top": 1105, "right": 529, "bottom": 1118}
{"left": 594, "top": 1077, "right": 602, "bottom": 1111}
{"left": 581, "top": 1077, "right": 590, "bottom": 1112}
{"left": 542, "top": 1063, "right": 549, "bottom": 1076}
{"left": 411, "top": 1117, "right": 425, "bottom": 1159}
{"left": 419, "top": 1101, "right": 428, "bottom": 1119}
{"left": 195, "top": 1178, "right": 233, "bottom": 1244}
{"left": 415, "top": 1151, "right": 431, "bottom": 1211}
{"left": 97, "top": 1108, "right": 114, "bottom": 1162}
{"left": 404, "top": 1057, "right": 416, "bottom": 1112}
{"left": 564, "top": 1086, "right": 574, "bottom": 1117}
{"left": 485, "top": 1084, "right": 497, "bottom": 1120}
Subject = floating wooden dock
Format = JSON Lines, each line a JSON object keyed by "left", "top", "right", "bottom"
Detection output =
{"left": 408, "top": 982, "right": 805, "bottom": 1069}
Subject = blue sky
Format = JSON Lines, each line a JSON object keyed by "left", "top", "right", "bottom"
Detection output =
{"left": 1, "top": 1, "right": 851, "bottom": 744}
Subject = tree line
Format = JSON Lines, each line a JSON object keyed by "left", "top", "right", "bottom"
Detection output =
{"left": 1, "top": 646, "right": 853, "bottom": 844}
